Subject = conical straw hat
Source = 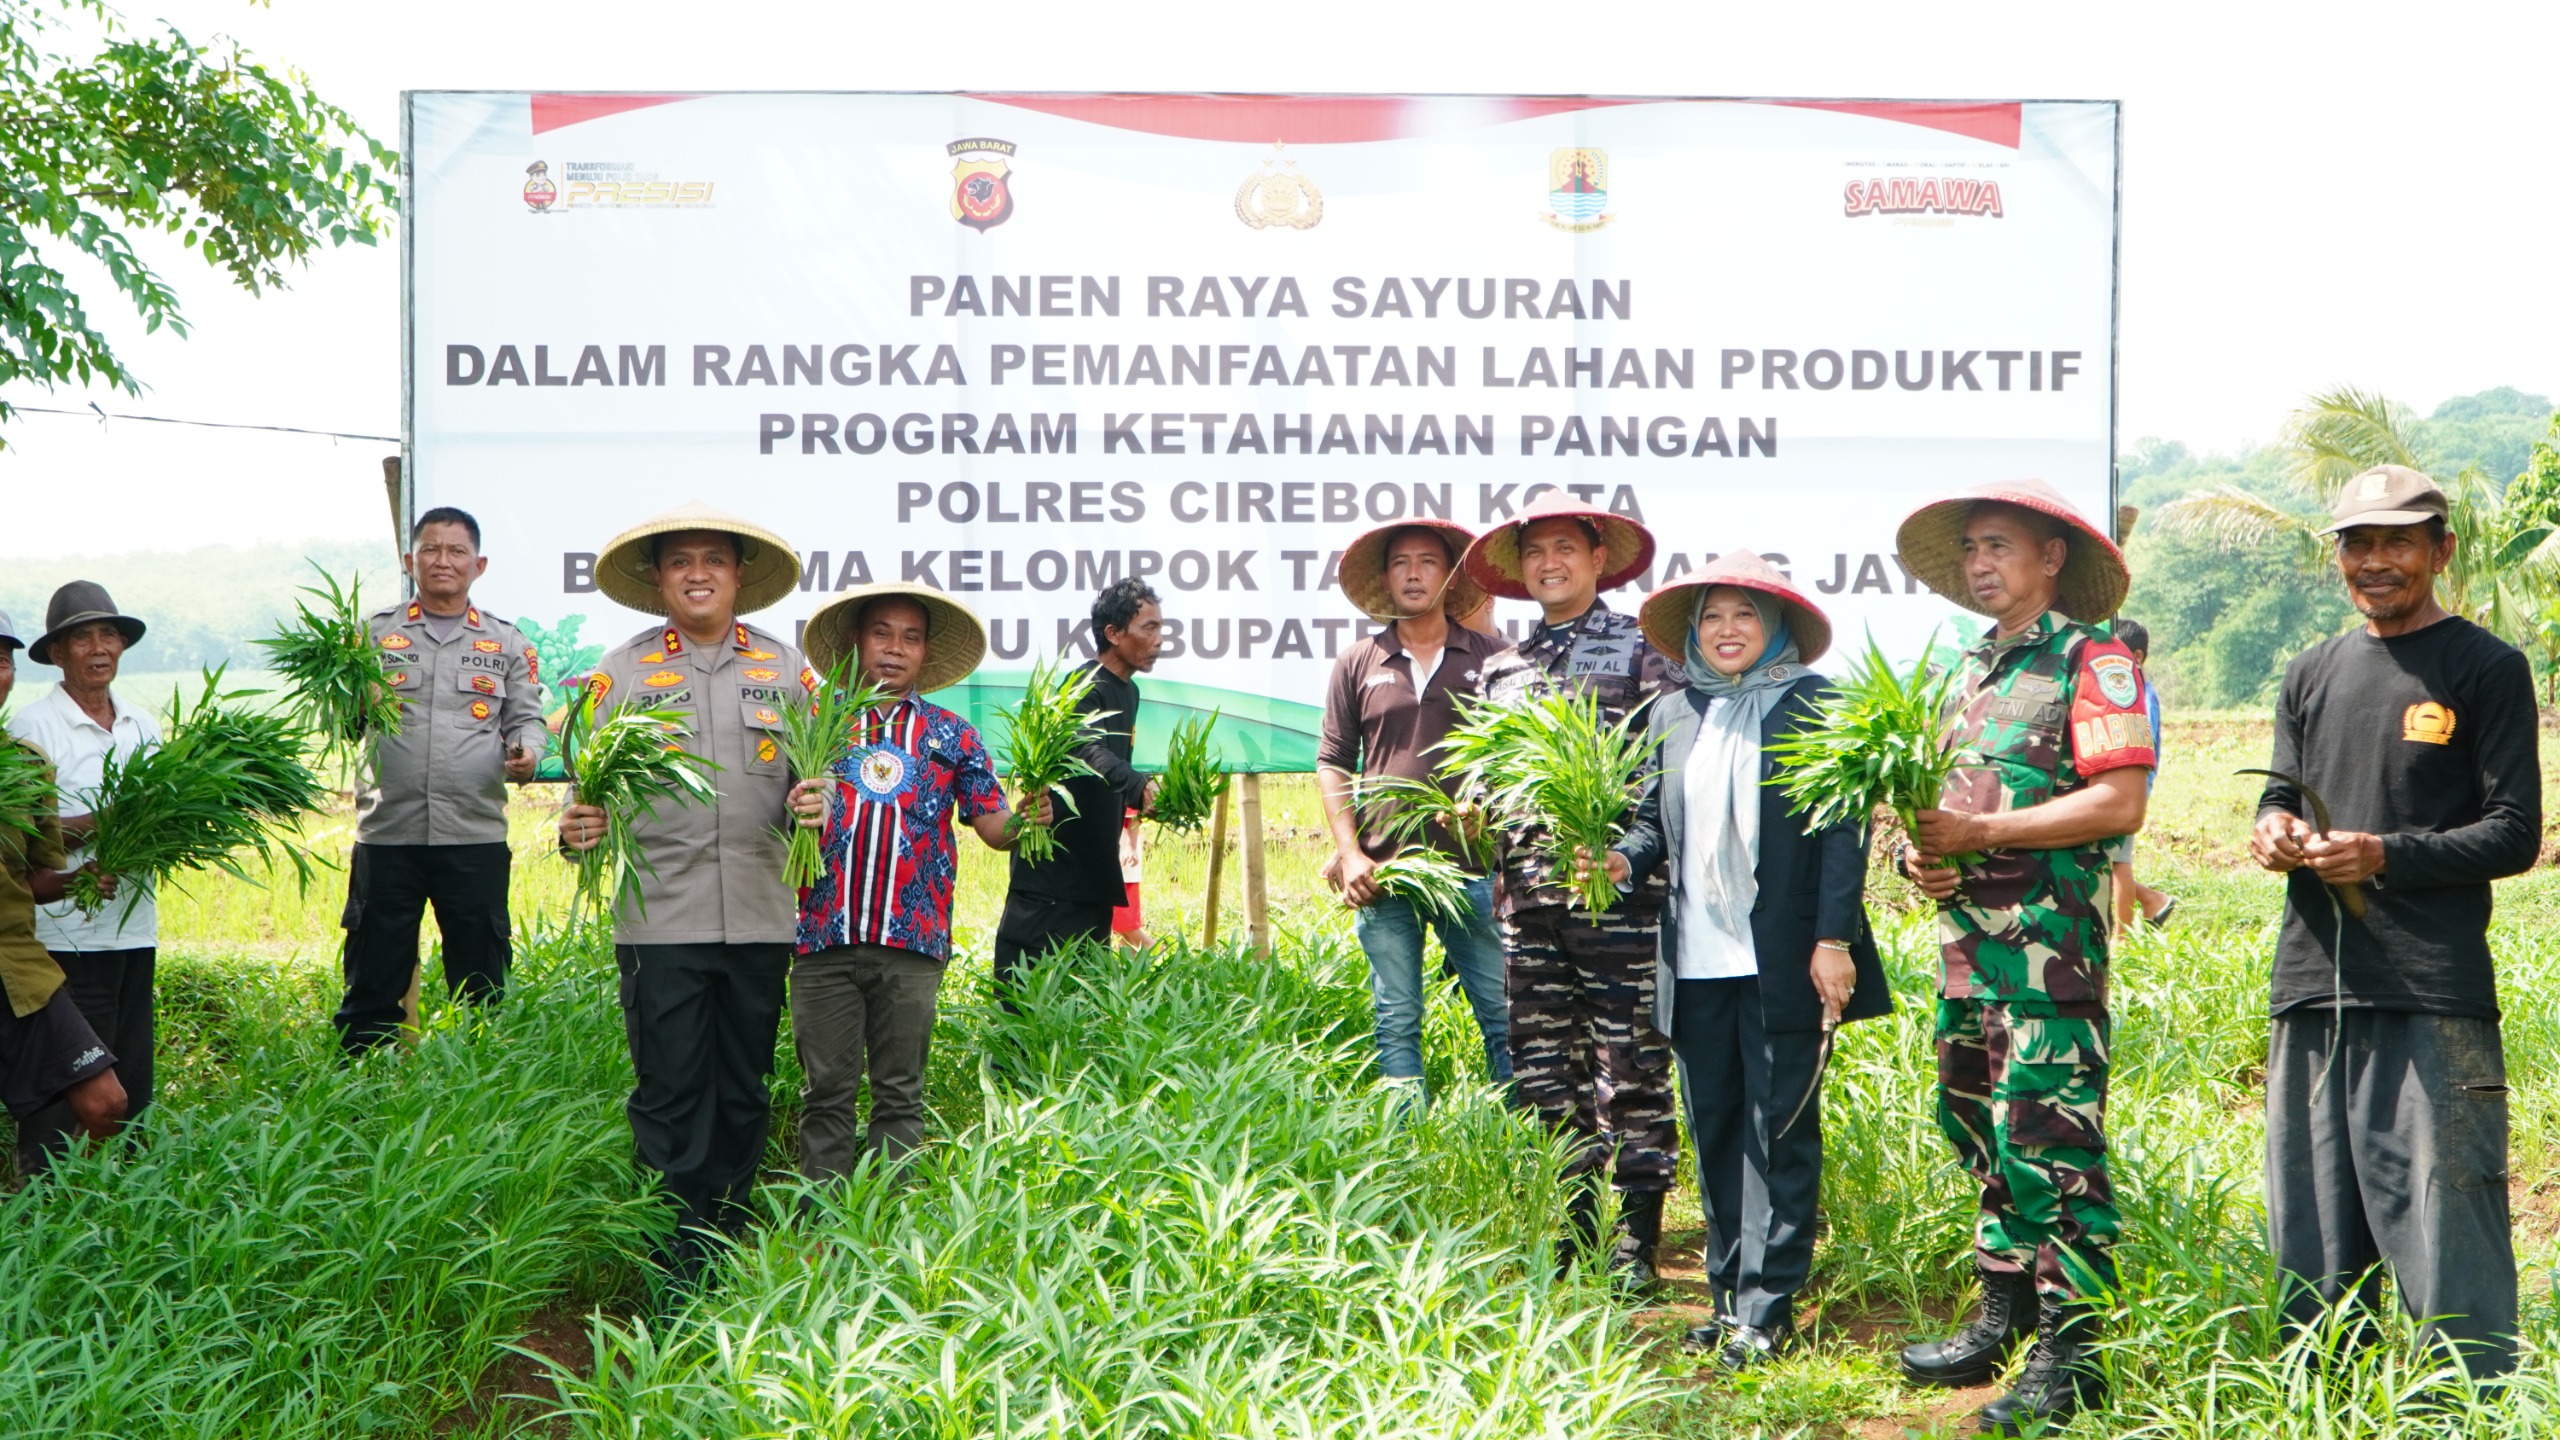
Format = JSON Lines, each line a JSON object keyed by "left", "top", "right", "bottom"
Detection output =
{"left": 595, "top": 500, "right": 799, "bottom": 617}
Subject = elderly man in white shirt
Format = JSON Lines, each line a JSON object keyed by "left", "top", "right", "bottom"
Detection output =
{"left": 6, "top": 581, "right": 160, "bottom": 1130}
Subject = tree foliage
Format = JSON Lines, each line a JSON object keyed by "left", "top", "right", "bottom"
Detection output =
{"left": 0, "top": 0, "right": 396, "bottom": 437}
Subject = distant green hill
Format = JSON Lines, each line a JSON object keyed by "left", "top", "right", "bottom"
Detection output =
{"left": 0, "top": 538, "right": 400, "bottom": 676}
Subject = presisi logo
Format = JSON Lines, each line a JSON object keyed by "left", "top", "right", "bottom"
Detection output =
{"left": 529, "top": 160, "right": 714, "bottom": 211}
{"left": 1844, "top": 175, "right": 2005, "bottom": 219}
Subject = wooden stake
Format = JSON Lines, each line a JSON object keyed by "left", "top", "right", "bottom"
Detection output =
{"left": 1240, "top": 772, "right": 1269, "bottom": 954}
{"left": 1202, "top": 778, "right": 1232, "bottom": 946}
{"left": 400, "top": 961, "right": 422, "bottom": 1043}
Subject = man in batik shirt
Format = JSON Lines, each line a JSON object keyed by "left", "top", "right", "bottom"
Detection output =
{"left": 1892, "top": 479, "right": 2153, "bottom": 1438}
{"left": 788, "top": 584, "right": 1032, "bottom": 1177}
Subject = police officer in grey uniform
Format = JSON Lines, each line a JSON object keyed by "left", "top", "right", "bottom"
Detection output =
{"left": 558, "top": 501, "right": 812, "bottom": 1286}
{"left": 335, "top": 505, "right": 548, "bottom": 1055}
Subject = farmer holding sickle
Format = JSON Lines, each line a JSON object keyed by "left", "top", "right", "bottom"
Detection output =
{"left": 2248, "top": 465, "right": 2536, "bottom": 1380}
{"left": 1892, "top": 479, "right": 2152, "bottom": 1436}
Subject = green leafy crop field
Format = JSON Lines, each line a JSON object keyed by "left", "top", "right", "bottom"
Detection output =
{"left": 2, "top": 718, "right": 2554, "bottom": 1438}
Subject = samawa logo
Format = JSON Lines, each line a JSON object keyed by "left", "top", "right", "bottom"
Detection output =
{"left": 523, "top": 160, "right": 558, "bottom": 214}
{"left": 1844, "top": 175, "right": 2004, "bottom": 219}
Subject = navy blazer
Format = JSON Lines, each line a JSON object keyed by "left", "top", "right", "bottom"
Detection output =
{"left": 1613, "top": 672, "right": 1892, "bottom": 1037}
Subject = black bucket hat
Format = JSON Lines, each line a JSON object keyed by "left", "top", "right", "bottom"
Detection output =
{"left": 29, "top": 580, "right": 146, "bottom": 666}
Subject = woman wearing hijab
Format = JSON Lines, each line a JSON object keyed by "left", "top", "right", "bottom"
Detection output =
{"left": 1600, "top": 549, "right": 1891, "bottom": 1371}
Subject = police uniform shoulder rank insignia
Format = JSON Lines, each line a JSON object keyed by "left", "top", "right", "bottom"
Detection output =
{"left": 405, "top": 601, "right": 423, "bottom": 622}
{"left": 469, "top": 700, "right": 492, "bottom": 720}
{"left": 742, "top": 667, "right": 780, "bottom": 683}
{"left": 381, "top": 633, "right": 412, "bottom": 650}
{"left": 645, "top": 670, "right": 686, "bottom": 688}
{"left": 471, "top": 674, "right": 499, "bottom": 695}
{"left": 465, "top": 607, "right": 482, "bottom": 628}
{"left": 661, "top": 628, "right": 684, "bottom": 656}
{"left": 853, "top": 745, "right": 912, "bottom": 801}
{"left": 473, "top": 639, "right": 503, "bottom": 653}
{"left": 733, "top": 624, "right": 752, "bottom": 650}
{"left": 2089, "top": 652, "right": 2141, "bottom": 709}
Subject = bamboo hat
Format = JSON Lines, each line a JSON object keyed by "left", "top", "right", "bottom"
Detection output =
{"left": 1893, "top": 478, "right": 2129, "bottom": 621}
{"left": 1460, "top": 490, "right": 1656, "bottom": 601}
{"left": 1334, "top": 519, "right": 1488, "bottom": 623}
{"left": 596, "top": 501, "right": 799, "bottom": 616}
{"left": 1638, "top": 550, "right": 1833, "bottom": 667}
{"left": 802, "top": 583, "right": 986, "bottom": 695}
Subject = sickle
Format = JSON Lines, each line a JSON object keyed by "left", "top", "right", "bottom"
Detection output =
{"left": 2235, "top": 768, "right": 2368, "bottom": 919}
{"left": 1774, "top": 1012, "right": 1837, "bottom": 1142}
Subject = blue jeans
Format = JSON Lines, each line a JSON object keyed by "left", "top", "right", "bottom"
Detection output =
{"left": 1352, "top": 875, "right": 1511, "bottom": 1089}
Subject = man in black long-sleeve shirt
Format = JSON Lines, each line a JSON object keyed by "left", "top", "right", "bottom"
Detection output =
{"left": 2248, "top": 464, "right": 2538, "bottom": 1379}
{"left": 994, "top": 579, "right": 1160, "bottom": 990}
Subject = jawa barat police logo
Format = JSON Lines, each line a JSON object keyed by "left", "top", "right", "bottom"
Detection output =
{"left": 1236, "top": 141, "right": 1322, "bottom": 230}
{"left": 1543, "top": 148, "right": 1613, "bottom": 232}
{"left": 586, "top": 673, "right": 613, "bottom": 702}
{"left": 523, "top": 161, "right": 558, "bottom": 214}
{"left": 948, "top": 138, "right": 1016, "bottom": 231}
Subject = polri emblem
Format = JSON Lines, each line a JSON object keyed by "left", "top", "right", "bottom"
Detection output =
{"left": 2090, "top": 653, "right": 2140, "bottom": 709}
{"left": 1543, "top": 148, "right": 1613, "bottom": 232}
{"left": 742, "top": 667, "right": 780, "bottom": 683}
{"left": 1236, "top": 141, "right": 1322, "bottom": 230}
{"left": 948, "top": 138, "right": 1016, "bottom": 231}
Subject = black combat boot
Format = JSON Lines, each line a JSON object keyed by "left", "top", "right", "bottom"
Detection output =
{"left": 1900, "top": 1264, "right": 2037, "bottom": 1386}
{"left": 1607, "top": 1188, "right": 1665, "bottom": 1293}
{"left": 1555, "top": 1177, "right": 1603, "bottom": 1278}
{"left": 1975, "top": 1293, "right": 2105, "bottom": 1435}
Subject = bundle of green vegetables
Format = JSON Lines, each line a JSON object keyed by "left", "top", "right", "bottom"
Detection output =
{"left": 66, "top": 672, "right": 329, "bottom": 919}
{"left": 560, "top": 687, "right": 720, "bottom": 919}
{"left": 777, "top": 661, "right": 889, "bottom": 889}
{"left": 1767, "top": 631, "right": 1968, "bottom": 851}
{"left": 995, "top": 657, "right": 1103, "bottom": 864}
{"left": 1148, "top": 709, "right": 1225, "bottom": 832}
{"left": 0, "top": 738, "right": 58, "bottom": 840}
{"left": 255, "top": 565, "right": 401, "bottom": 763}
{"left": 1370, "top": 846, "right": 1476, "bottom": 924}
{"left": 1434, "top": 688, "right": 1655, "bottom": 913}
{"left": 1352, "top": 772, "right": 1491, "bottom": 871}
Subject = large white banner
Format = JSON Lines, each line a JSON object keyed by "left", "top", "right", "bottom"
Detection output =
{"left": 406, "top": 92, "right": 2119, "bottom": 768}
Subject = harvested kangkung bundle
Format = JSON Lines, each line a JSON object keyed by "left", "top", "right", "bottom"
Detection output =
{"left": 255, "top": 565, "right": 401, "bottom": 762}
{"left": 1353, "top": 772, "right": 1490, "bottom": 871}
{"left": 560, "top": 686, "right": 720, "bottom": 919}
{"left": 777, "top": 661, "right": 888, "bottom": 890}
{"left": 0, "top": 737, "right": 57, "bottom": 840}
{"left": 1149, "top": 709, "right": 1225, "bottom": 832}
{"left": 1438, "top": 689, "right": 1654, "bottom": 914}
{"left": 995, "top": 656, "right": 1103, "bottom": 865}
{"left": 1371, "top": 846, "right": 1475, "bottom": 925}
{"left": 66, "top": 673, "right": 329, "bottom": 919}
{"left": 1767, "top": 632, "right": 1966, "bottom": 847}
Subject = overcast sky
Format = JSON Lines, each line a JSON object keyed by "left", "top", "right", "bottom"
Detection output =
{"left": 6, "top": 0, "right": 2556, "bottom": 551}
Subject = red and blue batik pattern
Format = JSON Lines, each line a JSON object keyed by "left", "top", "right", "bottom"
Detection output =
{"left": 793, "top": 696, "right": 1003, "bottom": 961}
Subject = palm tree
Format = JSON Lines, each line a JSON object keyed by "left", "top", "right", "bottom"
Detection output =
{"left": 2156, "top": 387, "right": 2560, "bottom": 653}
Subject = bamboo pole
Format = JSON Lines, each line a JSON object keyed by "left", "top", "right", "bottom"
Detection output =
{"left": 1240, "top": 772, "right": 1269, "bottom": 954}
{"left": 1201, "top": 778, "right": 1233, "bottom": 946}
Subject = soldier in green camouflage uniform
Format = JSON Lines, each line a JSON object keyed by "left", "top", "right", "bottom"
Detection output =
{"left": 1891, "top": 480, "right": 2153, "bottom": 1438}
{"left": 1462, "top": 492, "right": 1679, "bottom": 1290}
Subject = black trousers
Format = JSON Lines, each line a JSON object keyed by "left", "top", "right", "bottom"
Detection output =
{"left": 53, "top": 947, "right": 155, "bottom": 1124}
{"left": 2266, "top": 1008, "right": 2516, "bottom": 1378}
{"left": 335, "top": 841, "right": 513, "bottom": 1055}
{"left": 991, "top": 892, "right": 1114, "bottom": 994}
{"left": 616, "top": 943, "right": 790, "bottom": 1244}
{"left": 1670, "top": 975, "right": 1827, "bottom": 1330}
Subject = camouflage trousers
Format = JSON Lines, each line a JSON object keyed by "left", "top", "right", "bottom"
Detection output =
{"left": 1935, "top": 996, "right": 2119, "bottom": 1299}
{"left": 1501, "top": 904, "right": 1679, "bottom": 1192}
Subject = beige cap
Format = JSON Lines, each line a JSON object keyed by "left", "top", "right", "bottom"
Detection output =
{"left": 1334, "top": 519, "right": 1487, "bottom": 623}
{"left": 802, "top": 583, "right": 987, "bottom": 695}
{"left": 2321, "top": 464, "right": 2449, "bottom": 535}
{"left": 1893, "top": 478, "right": 2129, "bottom": 622}
{"left": 595, "top": 501, "right": 799, "bottom": 617}
{"left": 1637, "top": 549, "right": 1833, "bottom": 666}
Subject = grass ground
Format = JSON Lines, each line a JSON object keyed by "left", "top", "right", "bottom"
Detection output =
{"left": 1, "top": 710, "right": 2555, "bottom": 1436}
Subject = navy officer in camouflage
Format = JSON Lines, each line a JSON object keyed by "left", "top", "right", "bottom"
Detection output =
{"left": 1459, "top": 490, "right": 1679, "bottom": 1289}
{"left": 1891, "top": 478, "right": 2153, "bottom": 1437}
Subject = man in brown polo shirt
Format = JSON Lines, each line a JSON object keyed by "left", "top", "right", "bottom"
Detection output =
{"left": 1317, "top": 520, "right": 1511, "bottom": 1103}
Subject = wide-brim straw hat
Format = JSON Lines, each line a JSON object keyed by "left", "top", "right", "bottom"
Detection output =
{"left": 802, "top": 583, "right": 987, "bottom": 695}
{"left": 1893, "top": 478, "right": 2129, "bottom": 621}
{"left": 1461, "top": 490, "right": 1656, "bottom": 601}
{"left": 29, "top": 580, "right": 146, "bottom": 666}
{"left": 1638, "top": 549, "right": 1833, "bottom": 666}
{"left": 1335, "top": 519, "right": 1488, "bottom": 623}
{"left": 596, "top": 500, "right": 799, "bottom": 617}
